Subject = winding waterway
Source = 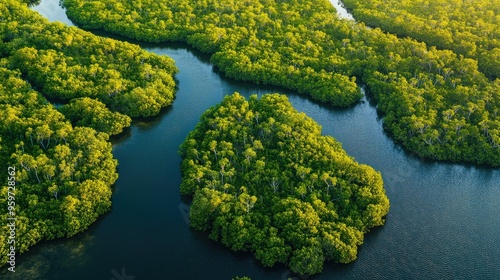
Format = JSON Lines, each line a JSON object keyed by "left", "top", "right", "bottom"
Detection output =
{"left": 3, "top": 0, "right": 500, "bottom": 279}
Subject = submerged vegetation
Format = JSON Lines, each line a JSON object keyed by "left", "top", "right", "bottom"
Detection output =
{"left": 180, "top": 93, "right": 390, "bottom": 275}
{"left": 62, "top": 0, "right": 500, "bottom": 166}
{"left": 0, "top": 0, "right": 177, "bottom": 265}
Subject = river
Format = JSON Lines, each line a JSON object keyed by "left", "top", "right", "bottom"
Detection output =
{"left": 3, "top": 0, "right": 499, "bottom": 279}
{"left": 329, "top": 0, "right": 355, "bottom": 21}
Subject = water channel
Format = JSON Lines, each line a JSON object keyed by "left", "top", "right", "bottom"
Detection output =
{"left": 2, "top": 0, "right": 499, "bottom": 279}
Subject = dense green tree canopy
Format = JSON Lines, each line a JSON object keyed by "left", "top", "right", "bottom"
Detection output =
{"left": 62, "top": 0, "right": 500, "bottom": 166}
{"left": 3, "top": 1, "right": 177, "bottom": 118}
{"left": 0, "top": 65, "right": 117, "bottom": 265}
{"left": 63, "top": 0, "right": 363, "bottom": 107}
{"left": 59, "top": 97, "right": 131, "bottom": 135}
{"left": 0, "top": 0, "right": 178, "bottom": 266}
{"left": 343, "top": 0, "right": 500, "bottom": 79}
{"left": 179, "top": 93, "right": 390, "bottom": 275}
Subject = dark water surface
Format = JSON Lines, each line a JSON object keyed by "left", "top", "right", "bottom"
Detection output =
{"left": 3, "top": 0, "right": 499, "bottom": 279}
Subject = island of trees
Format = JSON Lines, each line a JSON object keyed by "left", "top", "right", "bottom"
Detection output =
{"left": 179, "top": 93, "right": 390, "bottom": 275}
{"left": 0, "top": 0, "right": 177, "bottom": 265}
{"left": 62, "top": 0, "right": 500, "bottom": 166}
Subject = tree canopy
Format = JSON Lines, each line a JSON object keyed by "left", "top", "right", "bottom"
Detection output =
{"left": 0, "top": 64, "right": 117, "bottom": 264}
{"left": 179, "top": 93, "right": 390, "bottom": 275}
{"left": 343, "top": 0, "right": 500, "bottom": 79}
{"left": 0, "top": 0, "right": 178, "bottom": 266}
{"left": 62, "top": 0, "right": 500, "bottom": 166}
{"left": 63, "top": 0, "right": 363, "bottom": 107}
{"left": 59, "top": 97, "right": 131, "bottom": 135}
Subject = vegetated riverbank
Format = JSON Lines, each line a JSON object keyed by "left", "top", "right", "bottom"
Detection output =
{"left": 0, "top": 0, "right": 177, "bottom": 266}
{"left": 342, "top": 0, "right": 500, "bottom": 80}
{"left": 61, "top": 0, "right": 500, "bottom": 166}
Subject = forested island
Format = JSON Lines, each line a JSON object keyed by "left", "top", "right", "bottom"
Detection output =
{"left": 0, "top": 0, "right": 177, "bottom": 265}
{"left": 180, "top": 93, "right": 390, "bottom": 275}
{"left": 61, "top": 0, "right": 500, "bottom": 166}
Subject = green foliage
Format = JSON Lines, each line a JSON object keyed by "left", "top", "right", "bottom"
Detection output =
{"left": 0, "top": 65, "right": 117, "bottom": 265}
{"left": 59, "top": 97, "right": 131, "bottom": 135}
{"left": 179, "top": 93, "right": 390, "bottom": 275}
{"left": 20, "top": 0, "right": 40, "bottom": 6}
{"left": 3, "top": 1, "right": 177, "bottom": 118}
{"left": 62, "top": 0, "right": 500, "bottom": 166}
{"left": 0, "top": 0, "right": 178, "bottom": 266}
{"left": 62, "top": 0, "right": 362, "bottom": 107}
{"left": 343, "top": 0, "right": 500, "bottom": 79}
